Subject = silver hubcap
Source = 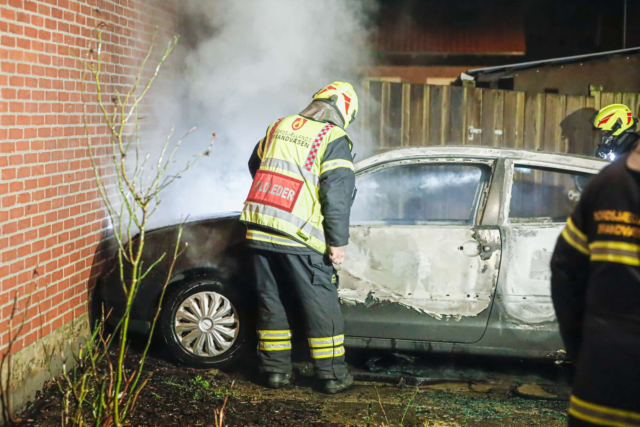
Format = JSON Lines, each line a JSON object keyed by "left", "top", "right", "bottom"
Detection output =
{"left": 173, "top": 291, "right": 239, "bottom": 357}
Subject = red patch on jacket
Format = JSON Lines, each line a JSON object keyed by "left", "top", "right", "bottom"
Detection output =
{"left": 247, "top": 171, "right": 303, "bottom": 213}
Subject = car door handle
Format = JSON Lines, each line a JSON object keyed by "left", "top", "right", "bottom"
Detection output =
{"left": 459, "top": 240, "right": 481, "bottom": 257}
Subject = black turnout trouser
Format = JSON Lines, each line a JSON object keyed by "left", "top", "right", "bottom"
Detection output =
{"left": 251, "top": 249, "right": 348, "bottom": 380}
{"left": 567, "top": 314, "right": 640, "bottom": 426}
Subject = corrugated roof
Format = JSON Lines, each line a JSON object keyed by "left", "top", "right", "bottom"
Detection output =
{"left": 373, "top": 1, "right": 525, "bottom": 56}
{"left": 466, "top": 47, "right": 640, "bottom": 75}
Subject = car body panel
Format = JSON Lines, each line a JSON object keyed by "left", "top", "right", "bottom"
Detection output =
{"left": 338, "top": 147, "right": 605, "bottom": 355}
{"left": 98, "top": 146, "right": 608, "bottom": 359}
{"left": 337, "top": 155, "right": 502, "bottom": 343}
{"left": 99, "top": 214, "right": 251, "bottom": 327}
{"left": 341, "top": 226, "right": 501, "bottom": 343}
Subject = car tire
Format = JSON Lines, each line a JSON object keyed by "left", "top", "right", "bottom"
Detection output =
{"left": 160, "top": 279, "right": 248, "bottom": 369}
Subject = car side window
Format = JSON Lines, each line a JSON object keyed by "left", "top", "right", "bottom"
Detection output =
{"left": 351, "top": 163, "right": 488, "bottom": 225}
{"left": 509, "top": 166, "right": 593, "bottom": 222}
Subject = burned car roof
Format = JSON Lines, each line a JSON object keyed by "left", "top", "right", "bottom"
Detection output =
{"left": 358, "top": 146, "right": 608, "bottom": 173}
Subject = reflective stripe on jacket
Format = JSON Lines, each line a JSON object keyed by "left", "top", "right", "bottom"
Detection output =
{"left": 241, "top": 115, "right": 354, "bottom": 254}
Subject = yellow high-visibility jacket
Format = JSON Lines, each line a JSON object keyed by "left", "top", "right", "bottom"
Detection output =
{"left": 240, "top": 115, "right": 355, "bottom": 254}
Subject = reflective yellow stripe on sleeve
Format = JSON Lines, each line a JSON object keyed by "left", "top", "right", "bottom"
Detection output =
{"left": 562, "top": 217, "right": 590, "bottom": 256}
{"left": 257, "top": 137, "right": 265, "bottom": 160}
{"left": 590, "top": 241, "right": 640, "bottom": 266}
{"left": 320, "top": 159, "right": 354, "bottom": 175}
{"left": 569, "top": 395, "right": 640, "bottom": 427}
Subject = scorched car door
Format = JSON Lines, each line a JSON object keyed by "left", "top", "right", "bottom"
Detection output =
{"left": 338, "top": 160, "right": 501, "bottom": 343}
{"left": 499, "top": 162, "right": 594, "bottom": 329}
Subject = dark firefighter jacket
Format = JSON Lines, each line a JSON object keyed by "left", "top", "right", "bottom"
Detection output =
{"left": 550, "top": 155, "right": 640, "bottom": 424}
{"left": 244, "top": 117, "right": 356, "bottom": 255}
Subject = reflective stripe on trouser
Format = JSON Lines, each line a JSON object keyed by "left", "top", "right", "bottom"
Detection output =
{"left": 258, "top": 330, "right": 292, "bottom": 352}
{"left": 259, "top": 341, "right": 292, "bottom": 351}
{"left": 308, "top": 334, "right": 344, "bottom": 348}
{"left": 258, "top": 330, "right": 293, "bottom": 340}
{"left": 569, "top": 315, "right": 640, "bottom": 427}
{"left": 251, "top": 249, "right": 348, "bottom": 379}
{"left": 569, "top": 395, "right": 640, "bottom": 427}
{"left": 311, "top": 346, "right": 345, "bottom": 359}
{"left": 309, "top": 335, "right": 345, "bottom": 360}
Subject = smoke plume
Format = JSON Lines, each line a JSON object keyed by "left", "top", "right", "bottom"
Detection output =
{"left": 149, "top": 0, "right": 376, "bottom": 228}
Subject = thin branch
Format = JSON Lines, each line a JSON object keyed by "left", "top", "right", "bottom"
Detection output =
{"left": 375, "top": 387, "right": 391, "bottom": 427}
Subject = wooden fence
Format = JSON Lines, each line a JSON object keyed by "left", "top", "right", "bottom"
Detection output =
{"left": 358, "top": 80, "right": 640, "bottom": 157}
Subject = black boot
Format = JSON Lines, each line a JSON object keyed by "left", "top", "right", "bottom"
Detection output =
{"left": 323, "top": 372, "right": 354, "bottom": 394}
{"left": 265, "top": 372, "right": 294, "bottom": 389}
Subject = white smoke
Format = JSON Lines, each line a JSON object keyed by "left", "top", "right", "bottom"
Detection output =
{"left": 148, "top": 0, "right": 376, "bottom": 228}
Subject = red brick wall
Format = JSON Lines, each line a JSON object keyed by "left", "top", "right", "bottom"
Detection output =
{"left": 0, "top": 0, "right": 178, "bottom": 353}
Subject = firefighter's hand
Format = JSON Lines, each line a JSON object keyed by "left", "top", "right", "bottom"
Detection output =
{"left": 329, "top": 246, "right": 346, "bottom": 265}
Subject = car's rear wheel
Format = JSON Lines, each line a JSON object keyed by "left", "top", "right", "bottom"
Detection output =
{"left": 160, "top": 279, "right": 248, "bottom": 368}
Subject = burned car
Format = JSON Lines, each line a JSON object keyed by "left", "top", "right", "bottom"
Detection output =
{"left": 99, "top": 146, "right": 606, "bottom": 368}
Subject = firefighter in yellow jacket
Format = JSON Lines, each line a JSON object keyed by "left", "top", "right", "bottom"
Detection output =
{"left": 240, "top": 82, "right": 357, "bottom": 393}
{"left": 551, "top": 104, "right": 640, "bottom": 426}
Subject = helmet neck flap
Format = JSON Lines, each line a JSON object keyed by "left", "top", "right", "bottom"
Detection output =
{"left": 299, "top": 100, "right": 345, "bottom": 128}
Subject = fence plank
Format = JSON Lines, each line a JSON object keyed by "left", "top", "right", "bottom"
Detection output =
{"left": 503, "top": 91, "right": 517, "bottom": 148}
{"left": 440, "top": 86, "right": 451, "bottom": 146}
{"left": 388, "top": 84, "right": 403, "bottom": 147}
{"left": 409, "top": 84, "right": 424, "bottom": 146}
{"left": 502, "top": 92, "right": 525, "bottom": 149}
{"left": 481, "top": 89, "right": 495, "bottom": 147}
{"left": 622, "top": 93, "right": 640, "bottom": 117}
{"left": 614, "top": 92, "right": 623, "bottom": 104}
{"left": 600, "top": 92, "right": 615, "bottom": 108}
{"left": 465, "top": 87, "right": 483, "bottom": 145}
{"left": 585, "top": 96, "right": 599, "bottom": 156}
{"left": 515, "top": 92, "right": 525, "bottom": 149}
{"left": 633, "top": 94, "right": 640, "bottom": 118}
{"left": 401, "top": 83, "right": 411, "bottom": 147}
{"left": 564, "top": 96, "right": 586, "bottom": 155}
{"left": 461, "top": 86, "right": 468, "bottom": 145}
{"left": 421, "top": 85, "right": 430, "bottom": 146}
{"left": 428, "top": 85, "right": 443, "bottom": 145}
{"left": 359, "top": 80, "right": 371, "bottom": 149}
{"left": 543, "top": 94, "right": 566, "bottom": 153}
{"left": 450, "top": 86, "right": 465, "bottom": 145}
{"left": 492, "top": 90, "right": 505, "bottom": 147}
{"left": 524, "top": 93, "right": 545, "bottom": 151}
{"left": 379, "top": 82, "right": 390, "bottom": 148}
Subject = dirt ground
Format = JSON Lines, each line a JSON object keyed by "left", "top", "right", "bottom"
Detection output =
{"left": 16, "top": 348, "right": 571, "bottom": 427}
